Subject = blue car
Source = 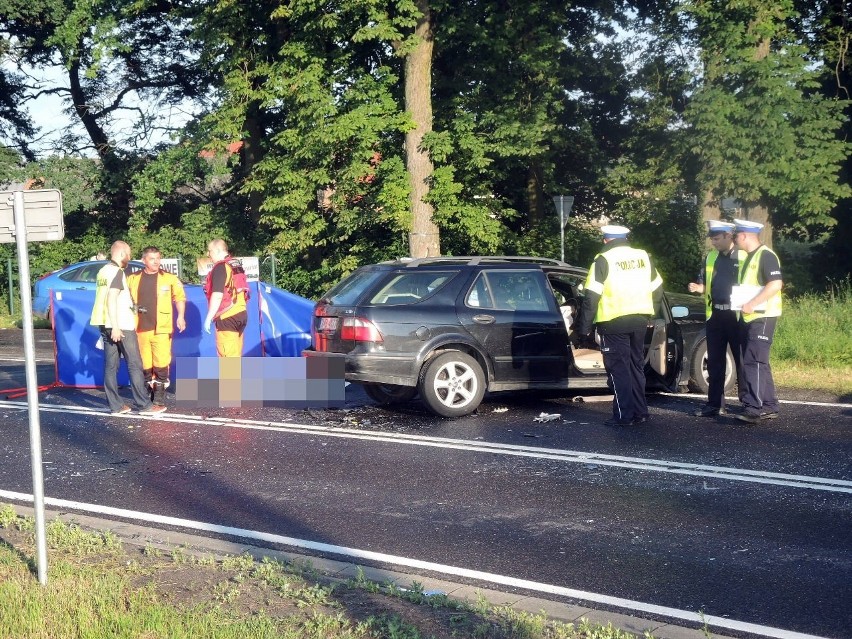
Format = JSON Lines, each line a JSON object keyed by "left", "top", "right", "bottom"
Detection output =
{"left": 32, "top": 260, "right": 144, "bottom": 319}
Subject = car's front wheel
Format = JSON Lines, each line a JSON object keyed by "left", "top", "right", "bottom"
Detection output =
{"left": 363, "top": 383, "right": 417, "bottom": 405}
{"left": 689, "top": 338, "right": 736, "bottom": 395}
{"left": 419, "top": 351, "right": 485, "bottom": 418}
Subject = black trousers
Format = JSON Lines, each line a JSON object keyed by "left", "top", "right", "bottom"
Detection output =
{"left": 706, "top": 309, "right": 741, "bottom": 408}
{"left": 739, "top": 317, "right": 779, "bottom": 414}
{"left": 600, "top": 327, "right": 647, "bottom": 421}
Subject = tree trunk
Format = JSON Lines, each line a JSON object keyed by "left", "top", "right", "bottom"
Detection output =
{"left": 526, "top": 163, "right": 545, "bottom": 228}
{"left": 701, "top": 189, "right": 721, "bottom": 223}
{"left": 405, "top": 0, "right": 440, "bottom": 258}
{"left": 68, "top": 56, "right": 131, "bottom": 228}
{"left": 242, "top": 103, "right": 265, "bottom": 225}
{"left": 68, "top": 59, "right": 112, "bottom": 161}
{"left": 745, "top": 202, "right": 773, "bottom": 249}
{"left": 701, "top": 189, "right": 721, "bottom": 249}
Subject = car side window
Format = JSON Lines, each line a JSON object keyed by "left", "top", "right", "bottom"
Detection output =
{"left": 548, "top": 275, "right": 580, "bottom": 306}
{"left": 60, "top": 265, "right": 97, "bottom": 282}
{"left": 467, "top": 271, "right": 550, "bottom": 311}
{"left": 466, "top": 273, "right": 492, "bottom": 308}
{"left": 79, "top": 265, "right": 104, "bottom": 282}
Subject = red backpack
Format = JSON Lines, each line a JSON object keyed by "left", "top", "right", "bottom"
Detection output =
{"left": 204, "top": 256, "right": 250, "bottom": 318}
{"left": 227, "top": 258, "right": 250, "bottom": 302}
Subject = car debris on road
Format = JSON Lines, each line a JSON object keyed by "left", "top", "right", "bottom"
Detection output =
{"left": 533, "top": 412, "right": 561, "bottom": 422}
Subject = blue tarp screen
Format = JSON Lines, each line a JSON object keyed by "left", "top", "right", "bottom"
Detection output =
{"left": 51, "top": 282, "right": 314, "bottom": 387}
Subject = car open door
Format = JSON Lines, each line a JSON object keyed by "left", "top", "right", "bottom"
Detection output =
{"left": 645, "top": 316, "right": 683, "bottom": 391}
{"left": 457, "top": 269, "right": 569, "bottom": 384}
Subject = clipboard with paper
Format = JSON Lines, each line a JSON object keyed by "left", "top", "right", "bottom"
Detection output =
{"left": 730, "top": 285, "right": 766, "bottom": 311}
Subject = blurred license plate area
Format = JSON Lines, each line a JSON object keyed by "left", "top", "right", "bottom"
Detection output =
{"left": 318, "top": 317, "right": 339, "bottom": 332}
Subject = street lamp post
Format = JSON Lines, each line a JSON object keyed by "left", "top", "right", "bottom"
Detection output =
{"left": 552, "top": 195, "right": 574, "bottom": 262}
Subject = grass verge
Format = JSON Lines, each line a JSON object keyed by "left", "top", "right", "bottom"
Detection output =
{"left": 771, "top": 364, "right": 851, "bottom": 398}
{"left": 0, "top": 313, "right": 50, "bottom": 329}
{"left": 773, "top": 279, "right": 852, "bottom": 398}
{"left": 0, "top": 504, "right": 648, "bottom": 639}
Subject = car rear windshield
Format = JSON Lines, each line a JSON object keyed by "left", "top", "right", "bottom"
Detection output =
{"left": 322, "top": 269, "right": 388, "bottom": 306}
{"left": 369, "top": 271, "right": 455, "bottom": 305}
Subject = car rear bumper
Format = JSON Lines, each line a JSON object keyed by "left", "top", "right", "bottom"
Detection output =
{"left": 303, "top": 349, "right": 418, "bottom": 387}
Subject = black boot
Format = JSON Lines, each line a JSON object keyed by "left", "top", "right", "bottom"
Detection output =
{"left": 153, "top": 382, "right": 166, "bottom": 407}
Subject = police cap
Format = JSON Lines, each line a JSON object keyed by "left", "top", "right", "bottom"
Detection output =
{"left": 601, "top": 225, "right": 630, "bottom": 239}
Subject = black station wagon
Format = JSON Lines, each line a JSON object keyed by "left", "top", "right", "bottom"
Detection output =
{"left": 304, "top": 256, "right": 699, "bottom": 417}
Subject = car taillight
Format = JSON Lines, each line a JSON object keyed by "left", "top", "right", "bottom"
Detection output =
{"left": 340, "top": 317, "right": 383, "bottom": 342}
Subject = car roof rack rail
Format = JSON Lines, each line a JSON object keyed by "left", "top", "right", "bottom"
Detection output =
{"left": 398, "top": 256, "right": 571, "bottom": 267}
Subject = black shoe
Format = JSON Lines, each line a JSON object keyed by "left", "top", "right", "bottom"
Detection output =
{"left": 693, "top": 404, "right": 724, "bottom": 417}
{"left": 604, "top": 418, "right": 634, "bottom": 427}
{"left": 633, "top": 415, "right": 650, "bottom": 424}
{"left": 760, "top": 411, "right": 779, "bottom": 420}
{"left": 735, "top": 411, "right": 762, "bottom": 424}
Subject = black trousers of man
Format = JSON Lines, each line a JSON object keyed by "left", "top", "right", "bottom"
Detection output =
{"left": 705, "top": 309, "right": 741, "bottom": 409}
{"left": 739, "top": 317, "right": 779, "bottom": 417}
{"left": 599, "top": 327, "right": 648, "bottom": 421}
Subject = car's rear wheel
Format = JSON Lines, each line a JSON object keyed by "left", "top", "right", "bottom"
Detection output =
{"left": 419, "top": 351, "right": 485, "bottom": 418}
{"left": 363, "top": 383, "right": 417, "bottom": 405}
{"left": 689, "top": 338, "right": 736, "bottom": 394}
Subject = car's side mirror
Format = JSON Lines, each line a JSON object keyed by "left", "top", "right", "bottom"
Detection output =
{"left": 671, "top": 305, "right": 690, "bottom": 319}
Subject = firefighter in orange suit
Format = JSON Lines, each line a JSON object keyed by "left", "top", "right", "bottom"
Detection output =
{"left": 203, "top": 238, "right": 248, "bottom": 357}
{"left": 127, "top": 246, "right": 186, "bottom": 408}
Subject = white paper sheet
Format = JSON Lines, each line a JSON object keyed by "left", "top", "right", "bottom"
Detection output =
{"left": 730, "top": 284, "right": 766, "bottom": 311}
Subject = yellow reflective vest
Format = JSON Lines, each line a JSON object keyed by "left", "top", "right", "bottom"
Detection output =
{"left": 89, "top": 262, "right": 136, "bottom": 329}
{"left": 738, "top": 245, "right": 782, "bottom": 323}
{"left": 704, "top": 248, "right": 745, "bottom": 320}
{"left": 584, "top": 245, "right": 662, "bottom": 322}
{"left": 127, "top": 270, "right": 186, "bottom": 334}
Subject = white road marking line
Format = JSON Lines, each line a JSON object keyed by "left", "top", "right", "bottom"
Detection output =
{"left": 1, "top": 399, "right": 850, "bottom": 493}
{"left": 665, "top": 392, "right": 852, "bottom": 409}
{"left": 0, "top": 489, "right": 830, "bottom": 639}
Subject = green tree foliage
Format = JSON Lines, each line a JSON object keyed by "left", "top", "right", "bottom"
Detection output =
{"left": 428, "top": 0, "right": 631, "bottom": 259}
{"left": 0, "top": 157, "right": 108, "bottom": 297}
{"left": 789, "top": 0, "right": 852, "bottom": 285}
{"left": 24, "top": 157, "right": 106, "bottom": 269}
{"left": 684, "top": 0, "right": 851, "bottom": 226}
{"left": 0, "top": 64, "right": 34, "bottom": 158}
{"left": 137, "top": 0, "right": 424, "bottom": 295}
{"left": 2, "top": 0, "right": 850, "bottom": 301}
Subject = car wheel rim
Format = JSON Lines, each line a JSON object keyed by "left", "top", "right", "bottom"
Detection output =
{"left": 701, "top": 351, "right": 735, "bottom": 386}
{"left": 433, "top": 361, "right": 477, "bottom": 408}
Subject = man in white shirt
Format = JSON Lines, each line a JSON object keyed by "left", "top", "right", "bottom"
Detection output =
{"left": 89, "top": 241, "right": 166, "bottom": 415}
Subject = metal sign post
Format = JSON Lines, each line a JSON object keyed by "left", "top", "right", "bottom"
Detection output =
{"left": 0, "top": 189, "right": 64, "bottom": 586}
{"left": 552, "top": 195, "right": 575, "bottom": 262}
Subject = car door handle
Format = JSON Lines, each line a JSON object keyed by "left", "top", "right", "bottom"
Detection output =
{"left": 472, "top": 314, "right": 495, "bottom": 324}
{"left": 75, "top": 286, "right": 87, "bottom": 290}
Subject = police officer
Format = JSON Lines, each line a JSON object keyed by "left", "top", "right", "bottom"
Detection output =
{"left": 731, "top": 219, "right": 783, "bottom": 423}
{"left": 576, "top": 225, "right": 664, "bottom": 426}
{"left": 688, "top": 220, "right": 743, "bottom": 417}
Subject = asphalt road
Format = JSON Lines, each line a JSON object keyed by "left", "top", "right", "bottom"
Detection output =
{"left": 0, "top": 329, "right": 850, "bottom": 638}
